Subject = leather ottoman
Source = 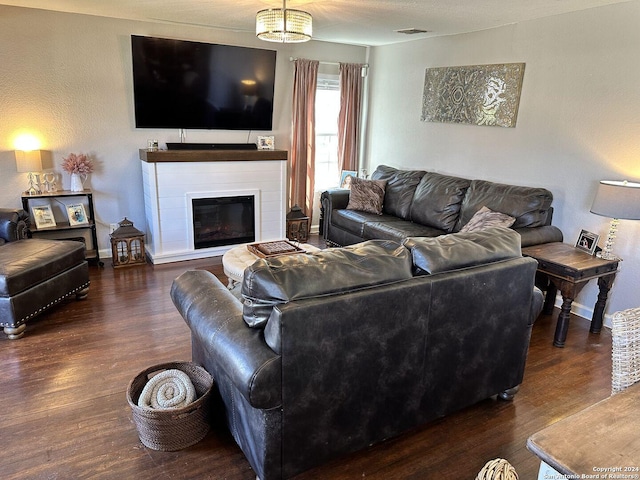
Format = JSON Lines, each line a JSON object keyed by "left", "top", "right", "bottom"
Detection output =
{"left": 0, "top": 239, "right": 90, "bottom": 339}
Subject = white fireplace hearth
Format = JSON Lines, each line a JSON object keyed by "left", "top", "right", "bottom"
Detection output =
{"left": 140, "top": 149, "right": 287, "bottom": 264}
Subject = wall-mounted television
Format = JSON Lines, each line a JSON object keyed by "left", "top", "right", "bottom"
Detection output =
{"left": 131, "top": 35, "right": 276, "bottom": 131}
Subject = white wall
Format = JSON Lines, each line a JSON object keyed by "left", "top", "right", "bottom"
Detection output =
{"left": 0, "top": 5, "right": 366, "bottom": 254}
{"left": 365, "top": 1, "right": 640, "bottom": 321}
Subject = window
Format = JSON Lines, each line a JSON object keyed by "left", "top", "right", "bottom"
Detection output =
{"left": 314, "top": 74, "right": 340, "bottom": 192}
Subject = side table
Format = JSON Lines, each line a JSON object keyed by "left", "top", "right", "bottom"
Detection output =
{"left": 527, "top": 382, "right": 640, "bottom": 476}
{"left": 521, "top": 242, "right": 619, "bottom": 347}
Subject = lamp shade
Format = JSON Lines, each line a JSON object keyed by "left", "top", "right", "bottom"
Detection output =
{"left": 256, "top": 4, "right": 312, "bottom": 43}
{"left": 590, "top": 180, "right": 640, "bottom": 220}
{"left": 15, "top": 150, "right": 43, "bottom": 173}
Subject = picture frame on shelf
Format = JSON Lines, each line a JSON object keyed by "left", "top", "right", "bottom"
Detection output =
{"left": 31, "top": 205, "right": 56, "bottom": 229}
{"left": 66, "top": 203, "right": 89, "bottom": 226}
{"left": 257, "top": 135, "right": 275, "bottom": 150}
{"left": 340, "top": 170, "right": 357, "bottom": 188}
{"left": 576, "top": 229, "right": 599, "bottom": 255}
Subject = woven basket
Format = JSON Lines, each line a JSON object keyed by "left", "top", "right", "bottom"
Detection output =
{"left": 126, "top": 361, "right": 213, "bottom": 451}
{"left": 612, "top": 307, "right": 640, "bottom": 395}
{"left": 475, "top": 458, "right": 519, "bottom": 480}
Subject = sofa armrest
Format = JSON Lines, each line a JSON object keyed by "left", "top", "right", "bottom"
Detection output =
{"left": 170, "top": 270, "right": 282, "bottom": 409}
{"left": 320, "top": 189, "right": 350, "bottom": 241}
{"left": 321, "top": 188, "right": 350, "bottom": 210}
{"left": 0, "top": 209, "right": 30, "bottom": 244}
{"left": 516, "top": 225, "right": 564, "bottom": 248}
{"left": 530, "top": 286, "right": 544, "bottom": 325}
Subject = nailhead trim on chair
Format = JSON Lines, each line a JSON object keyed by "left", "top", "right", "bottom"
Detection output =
{"left": 0, "top": 281, "right": 90, "bottom": 328}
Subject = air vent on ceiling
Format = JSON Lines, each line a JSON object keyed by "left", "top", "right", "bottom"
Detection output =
{"left": 395, "top": 28, "right": 429, "bottom": 35}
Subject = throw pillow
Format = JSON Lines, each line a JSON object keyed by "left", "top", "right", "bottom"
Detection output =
{"left": 459, "top": 206, "right": 515, "bottom": 233}
{"left": 346, "top": 177, "right": 387, "bottom": 215}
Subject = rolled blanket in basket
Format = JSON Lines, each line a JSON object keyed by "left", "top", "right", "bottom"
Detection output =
{"left": 138, "top": 369, "right": 196, "bottom": 410}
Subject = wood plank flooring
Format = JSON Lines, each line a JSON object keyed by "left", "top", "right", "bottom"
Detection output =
{"left": 0, "top": 236, "right": 612, "bottom": 479}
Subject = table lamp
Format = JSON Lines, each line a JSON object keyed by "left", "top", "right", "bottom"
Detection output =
{"left": 15, "top": 150, "right": 44, "bottom": 195}
{"left": 590, "top": 180, "right": 640, "bottom": 260}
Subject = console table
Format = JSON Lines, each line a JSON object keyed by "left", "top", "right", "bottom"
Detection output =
{"left": 527, "top": 382, "right": 640, "bottom": 476}
{"left": 22, "top": 189, "right": 102, "bottom": 266}
{"left": 521, "top": 242, "right": 618, "bottom": 347}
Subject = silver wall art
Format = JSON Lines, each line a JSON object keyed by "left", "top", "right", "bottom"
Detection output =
{"left": 421, "top": 63, "right": 525, "bottom": 128}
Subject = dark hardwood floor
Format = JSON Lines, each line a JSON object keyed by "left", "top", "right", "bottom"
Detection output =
{"left": 0, "top": 235, "right": 612, "bottom": 479}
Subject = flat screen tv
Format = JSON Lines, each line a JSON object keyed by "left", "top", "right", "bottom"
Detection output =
{"left": 131, "top": 35, "right": 276, "bottom": 130}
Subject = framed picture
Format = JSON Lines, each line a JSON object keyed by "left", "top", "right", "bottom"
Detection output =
{"left": 257, "top": 135, "right": 275, "bottom": 150}
{"left": 31, "top": 205, "right": 56, "bottom": 229}
{"left": 66, "top": 203, "right": 89, "bottom": 226}
{"left": 576, "top": 229, "right": 599, "bottom": 255}
{"left": 340, "top": 170, "right": 357, "bottom": 188}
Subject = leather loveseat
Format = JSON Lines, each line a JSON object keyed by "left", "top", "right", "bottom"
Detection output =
{"left": 321, "top": 164, "right": 563, "bottom": 248}
{"left": 171, "top": 228, "right": 543, "bottom": 479}
{"left": 0, "top": 208, "right": 90, "bottom": 339}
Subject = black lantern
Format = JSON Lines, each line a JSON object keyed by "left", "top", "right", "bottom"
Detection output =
{"left": 110, "top": 217, "right": 146, "bottom": 268}
{"left": 286, "top": 205, "right": 309, "bottom": 243}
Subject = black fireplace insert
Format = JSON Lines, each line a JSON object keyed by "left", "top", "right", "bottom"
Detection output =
{"left": 192, "top": 196, "right": 255, "bottom": 249}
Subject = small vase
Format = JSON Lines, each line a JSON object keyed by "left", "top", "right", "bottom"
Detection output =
{"left": 70, "top": 173, "right": 87, "bottom": 192}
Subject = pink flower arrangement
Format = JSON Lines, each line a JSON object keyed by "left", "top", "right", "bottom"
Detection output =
{"left": 61, "top": 153, "right": 94, "bottom": 174}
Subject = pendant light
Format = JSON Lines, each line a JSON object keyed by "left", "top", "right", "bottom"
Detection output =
{"left": 256, "top": 0, "right": 312, "bottom": 43}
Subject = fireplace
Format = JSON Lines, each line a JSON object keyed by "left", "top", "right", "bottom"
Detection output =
{"left": 141, "top": 149, "right": 286, "bottom": 264}
{"left": 192, "top": 195, "right": 255, "bottom": 249}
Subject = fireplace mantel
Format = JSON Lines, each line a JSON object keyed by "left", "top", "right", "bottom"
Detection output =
{"left": 139, "top": 149, "right": 288, "bottom": 163}
{"left": 140, "top": 149, "right": 288, "bottom": 264}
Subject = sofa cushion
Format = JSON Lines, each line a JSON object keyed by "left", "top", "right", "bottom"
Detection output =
{"left": 362, "top": 219, "right": 445, "bottom": 243}
{"left": 371, "top": 165, "right": 426, "bottom": 220}
{"left": 346, "top": 177, "right": 387, "bottom": 215}
{"left": 403, "top": 227, "right": 522, "bottom": 275}
{"left": 241, "top": 240, "right": 413, "bottom": 329}
{"left": 409, "top": 172, "right": 471, "bottom": 232}
{"left": 332, "top": 210, "right": 398, "bottom": 237}
{"left": 456, "top": 180, "right": 554, "bottom": 231}
{"left": 0, "top": 239, "right": 86, "bottom": 296}
{"left": 459, "top": 206, "right": 516, "bottom": 233}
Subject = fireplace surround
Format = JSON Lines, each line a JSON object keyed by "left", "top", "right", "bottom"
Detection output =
{"left": 140, "top": 149, "right": 287, "bottom": 264}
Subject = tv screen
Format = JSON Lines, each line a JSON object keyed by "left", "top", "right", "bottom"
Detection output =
{"left": 131, "top": 35, "right": 276, "bottom": 130}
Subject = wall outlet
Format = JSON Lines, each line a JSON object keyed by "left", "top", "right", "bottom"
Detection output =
{"left": 109, "top": 223, "right": 119, "bottom": 234}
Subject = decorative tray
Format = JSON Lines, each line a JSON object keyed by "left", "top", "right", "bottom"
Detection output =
{"left": 247, "top": 240, "right": 306, "bottom": 258}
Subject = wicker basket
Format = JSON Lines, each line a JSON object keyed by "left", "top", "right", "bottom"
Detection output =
{"left": 612, "top": 307, "right": 640, "bottom": 395}
{"left": 475, "top": 458, "right": 519, "bottom": 480}
{"left": 126, "top": 361, "right": 213, "bottom": 451}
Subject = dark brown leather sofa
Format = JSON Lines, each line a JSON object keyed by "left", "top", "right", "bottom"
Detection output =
{"left": 171, "top": 229, "right": 543, "bottom": 479}
{"left": 321, "top": 164, "right": 563, "bottom": 248}
{"left": 0, "top": 209, "right": 89, "bottom": 339}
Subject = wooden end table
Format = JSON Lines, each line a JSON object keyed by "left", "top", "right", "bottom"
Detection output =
{"left": 521, "top": 242, "right": 619, "bottom": 347}
{"left": 527, "top": 382, "right": 640, "bottom": 475}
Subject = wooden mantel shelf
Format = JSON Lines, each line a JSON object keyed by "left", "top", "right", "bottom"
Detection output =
{"left": 139, "top": 149, "right": 288, "bottom": 163}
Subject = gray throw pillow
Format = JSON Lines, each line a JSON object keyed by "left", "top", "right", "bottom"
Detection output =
{"left": 346, "top": 177, "right": 387, "bottom": 215}
{"left": 459, "top": 206, "right": 515, "bottom": 233}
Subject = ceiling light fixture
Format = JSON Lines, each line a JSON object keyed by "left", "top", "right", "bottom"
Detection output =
{"left": 256, "top": 0, "right": 312, "bottom": 43}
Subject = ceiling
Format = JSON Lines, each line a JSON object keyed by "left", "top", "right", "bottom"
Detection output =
{"left": 0, "top": 0, "right": 633, "bottom": 46}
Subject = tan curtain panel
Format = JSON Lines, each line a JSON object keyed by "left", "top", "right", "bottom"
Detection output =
{"left": 291, "top": 58, "right": 319, "bottom": 217}
{"left": 338, "top": 63, "right": 365, "bottom": 173}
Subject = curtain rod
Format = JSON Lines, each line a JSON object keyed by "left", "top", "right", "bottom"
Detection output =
{"left": 289, "top": 57, "right": 369, "bottom": 68}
